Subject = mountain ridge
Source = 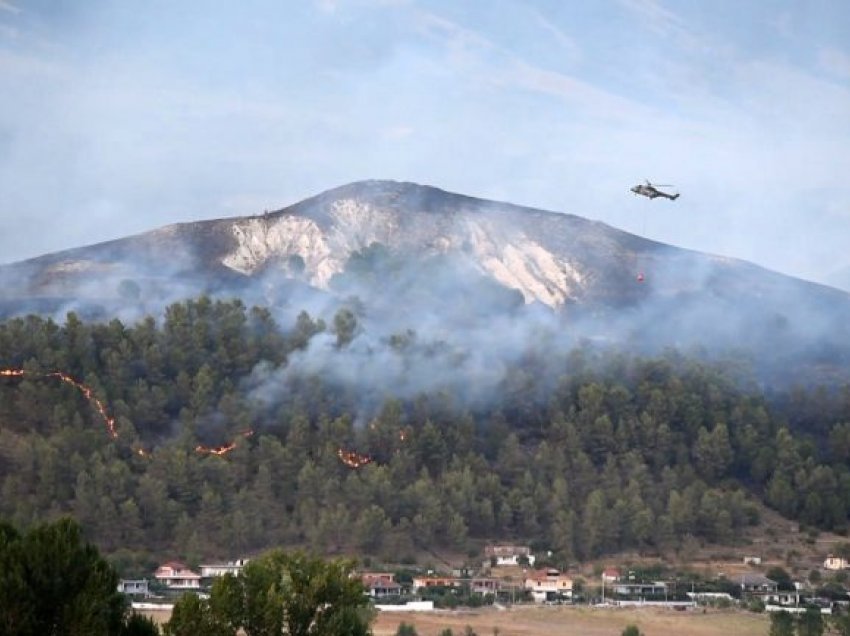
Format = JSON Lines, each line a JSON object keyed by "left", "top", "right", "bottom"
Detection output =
{"left": 4, "top": 179, "right": 845, "bottom": 308}
{"left": 2, "top": 179, "right": 850, "bottom": 387}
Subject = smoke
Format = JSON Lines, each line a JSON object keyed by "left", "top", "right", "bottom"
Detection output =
{"left": 3, "top": 181, "right": 850, "bottom": 427}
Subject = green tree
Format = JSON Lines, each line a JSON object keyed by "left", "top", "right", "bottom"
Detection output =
{"left": 122, "top": 613, "right": 161, "bottom": 636}
{"left": 769, "top": 611, "right": 795, "bottom": 636}
{"left": 206, "top": 550, "right": 373, "bottom": 636}
{"left": 395, "top": 623, "right": 418, "bottom": 636}
{"left": 833, "top": 612, "right": 850, "bottom": 636}
{"left": 163, "top": 592, "right": 228, "bottom": 636}
{"left": 0, "top": 517, "right": 142, "bottom": 636}
{"left": 332, "top": 309, "right": 358, "bottom": 348}
{"left": 621, "top": 625, "right": 644, "bottom": 636}
{"left": 796, "top": 608, "right": 824, "bottom": 636}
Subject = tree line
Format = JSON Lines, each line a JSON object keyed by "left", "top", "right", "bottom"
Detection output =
{"left": 1, "top": 297, "right": 849, "bottom": 572}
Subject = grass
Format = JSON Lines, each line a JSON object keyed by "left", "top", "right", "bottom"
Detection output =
{"left": 372, "top": 605, "right": 769, "bottom": 636}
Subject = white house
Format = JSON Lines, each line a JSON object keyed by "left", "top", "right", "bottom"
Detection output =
{"left": 824, "top": 555, "right": 850, "bottom": 570}
{"left": 484, "top": 544, "right": 536, "bottom": 567}
{"left": 200, "top": 558, "right": 249, "bottom": 578}
{"left": 117, "top": 579, "right": 149, "bottom": 596}
{"left": 154, "top": 561, "right": 202, "bottom": 589}
{"left": 524, "top": 568, "right": 573, "bottom": 603}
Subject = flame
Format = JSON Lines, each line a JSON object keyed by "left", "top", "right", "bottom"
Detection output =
{"left": 337, "top": 448, "right": 373, "bottom": 469}
{"left": 3, "top": 367, "right": 256, "bottom": 459}
{"left": 1, "top": 368, "right": 117, "bottom": 438}
{"left": 195, "top": 429, "right": 254, "bottom": 457}
{"left": 196, "top": 442, "right": 238, "bottom": 456}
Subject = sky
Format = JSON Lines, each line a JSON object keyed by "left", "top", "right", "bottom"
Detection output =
{"left": 1, "top": 0, "right": 849, "bottom": 287}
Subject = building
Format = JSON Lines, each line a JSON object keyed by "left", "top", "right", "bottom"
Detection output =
{"left": 524, "top": 568, "right": 573, "bottom": 603}
{"left": 199, "top": 558, "right": 249, "bottom": 578}
{"left": 117, "top": 579, "right": 149, "bottom": 596}
{"left": 740, "top": 573, "right": 778, "bottom": 600}
{"left": 484, "top": 544, "right": 536, "bottom": 566}
{"left": 154, "top": 561, "right": 202, "bottom": 589}
{"left": 361, "top": 573, "right": 403, "bottom": 598}
{"left": 412, "top": 576, "right": 461, "bottom": 591}
{"left": 610, "top": 582, "right": 668, "bottom": 600}
{"left": 824, "top": 556, "right": 850, "bottom": 570}
{"left": 602, "top": 568, "right": 621, "bottom": 583}
{"left": 470, "top": 578, "right": 501, "bottom": 596}
{"left": 743, "top": 556, "right": 762, "bottom": 566}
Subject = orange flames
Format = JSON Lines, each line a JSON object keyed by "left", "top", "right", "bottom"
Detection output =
{"left": 195, "top": 442, "right": 238, "bottom": 456}
{"left": 195, "top": 429, "right": 255, "bottom": 457}
{"left": 2, "top": 366, "right": 258, "bottom": 458}
{"left": 1, "top": 368, "right": 117, "bottom": 438}
{"left": 337, "top": 448, "right": 373, "bottom": 469}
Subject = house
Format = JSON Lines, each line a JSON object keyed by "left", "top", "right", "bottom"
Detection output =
{"left": 154, "top": 561, "right": 202, "bottom": 589}
{"left": 602, "top": 568, "right": 621, "bottom": 583}
{"left": 470, "top": 578, "right": 501, "bottom": 596}
{"left": 524, "top": 568, "right": 573, "bottom": 603}
{"left": 824, "top": 556, "right": 850, "bottom": 570}
{"left": 199, "top": 558, "right": 249, "bottom": 578}
{"left": 412, "top": 576, "right": 461, "bottom": 591}
{"left": 740, "top": 573, "right": 801, "bottom": 606}
{"left": 484, "top": 544, "right": 536, "bottom": 566}
{"left": 361, "top": 573, "right": 403, "bottom": 598}
{"left": 743, "top": 556, "right": 762, "bottom": 566}
{"left": 117, "top": 579, "right": 149, "bottom": 596}
{"left": 610, "top": 581, "right": 668, "bottom": 600}
{"left": 740, "top": 573, "right": 778, "bottom": 599}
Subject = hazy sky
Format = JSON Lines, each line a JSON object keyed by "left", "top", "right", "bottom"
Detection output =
{"left": 1, "top": 1, "right": 849, "bottom": 286}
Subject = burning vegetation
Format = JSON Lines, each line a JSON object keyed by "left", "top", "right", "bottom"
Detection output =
{"left": 337, "top": 448, "right": 373, "bottom": 469}
{"left": 1, "top": 368, "right": 117, "bottom": 439}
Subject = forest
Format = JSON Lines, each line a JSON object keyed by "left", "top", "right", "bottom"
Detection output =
{"left": 1, "top": 296, "right": 850, "bottom": 575}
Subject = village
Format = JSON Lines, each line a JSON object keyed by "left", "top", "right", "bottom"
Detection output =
{"left": 122, "top": 544, "right": 850, "bottom": 619}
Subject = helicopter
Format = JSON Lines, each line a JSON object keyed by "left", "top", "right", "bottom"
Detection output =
{"left": 631, "top": 180, "right": 679, "bottom": 200}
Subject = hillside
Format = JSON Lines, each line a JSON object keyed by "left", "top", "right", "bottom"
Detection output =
{"left": 2, "top": 181, "right": 850, "bottom": 386}
{"left": 1, "top": 297, "right": 849, "bottom": 574}
{"left": 2, "top": 182, "right": 850, "bottom": 571}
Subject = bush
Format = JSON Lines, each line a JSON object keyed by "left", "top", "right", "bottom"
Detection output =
{"left": 395, "top": 623, "right": 418, "bottom": 636}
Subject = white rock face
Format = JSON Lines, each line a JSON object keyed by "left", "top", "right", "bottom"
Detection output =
{"left": 222, "top": 216, "right": 340, "bottom": 287}
{"left": 463, "top": 217, "right": 584, "bottom": 306}
{"left": 220, "top": 197, "right": 587, "bottom": 307}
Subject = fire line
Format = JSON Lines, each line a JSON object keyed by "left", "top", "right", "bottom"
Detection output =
{"left": 1, "top": 368, "right": 117, "bottom": 439}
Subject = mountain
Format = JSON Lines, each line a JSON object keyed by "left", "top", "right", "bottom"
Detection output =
{"left": 824, "top": 264, "right": 850, "bottom": 294}
{"left": 3, "top": 181, "right": 850, "bottom": 566}
{"left": 2, "top": 179, "right": 850, "bottom": 384}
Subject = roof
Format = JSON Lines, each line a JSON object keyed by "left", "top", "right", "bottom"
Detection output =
{"left": 740, "top": 573, "right": 777, "bottom": 587}
{"left": 155, "top": 562, "right": 201, "bottom": 578}
{"left": 158, "top": 561, "right": 188, "bottom": 570}
{"left": 525, "top": 568, "right": 569, "bottom": 582}
{"left": 485, "top": 545, "right": 531, "bottom": 556}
